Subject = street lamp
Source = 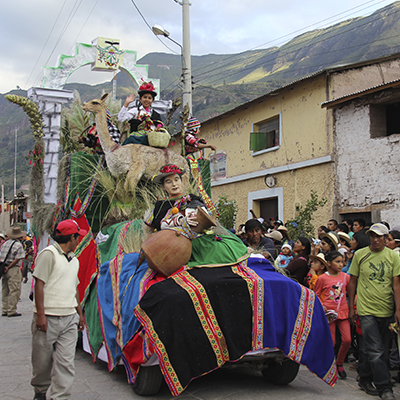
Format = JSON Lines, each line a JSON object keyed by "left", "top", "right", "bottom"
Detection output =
{"left": 152, "top": 1, "right": 192, "bottom": 114}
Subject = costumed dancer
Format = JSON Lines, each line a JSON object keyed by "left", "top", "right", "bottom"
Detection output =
{"left": 118, "top": 81, "right": 163, "bottom": 146}
{"left": 184, "top": 117, "right": 216, "bottom": 156}
{"left": 147, "top": 164, "right": 247, "bottom": 267}
{"left": 79, "top": 108, "right": 120, "bottom": 154}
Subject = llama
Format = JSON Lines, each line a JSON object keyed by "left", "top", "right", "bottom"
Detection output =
{"left": 82, "top": 93, "right": 189, "bottom": 192}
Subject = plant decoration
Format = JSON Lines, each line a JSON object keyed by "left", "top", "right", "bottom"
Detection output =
{"left": 286, "top": 190, "right": 328, "bottom": 241}
{"left": 26, "top": 144, "right": 44, "bottom": 170}
{"left": 216, "top": 194, "right": 238, "bottom": 230}
{"left": 5, "top": 94, "right": 46, "bottom": 235}
{"left": 61, "top": 91, "right": 90, "bottom": 154}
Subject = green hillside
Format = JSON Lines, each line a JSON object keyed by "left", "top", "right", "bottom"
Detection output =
{"left": 2, "top": 1, "right": 400, "bottom": 198}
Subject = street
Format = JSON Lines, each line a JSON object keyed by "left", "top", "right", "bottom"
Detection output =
{"left": 1, "top": 276, "right": 400, "bottom": 400}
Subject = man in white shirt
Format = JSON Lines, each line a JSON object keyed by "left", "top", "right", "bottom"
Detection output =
{"left": 31, "top": 220, "right": 86, "bottom": 400}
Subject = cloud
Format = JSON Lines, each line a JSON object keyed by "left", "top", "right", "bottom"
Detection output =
{"left": 0, "top": 0, "right": 394, "bottom": 93}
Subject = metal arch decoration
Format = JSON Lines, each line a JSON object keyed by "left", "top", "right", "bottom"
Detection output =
{"left": 41, "top": 39, "right": 160, "bottom": 93}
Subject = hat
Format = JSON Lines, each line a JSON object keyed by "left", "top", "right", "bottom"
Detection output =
{"left": 320, "top": 232, "right": 339, "bottom": 250}
{"left": 152, "top": 164, "right": 186, "bottom": 184}
{"left": 266, "top": 230, "right": 283, "bottom": 241}
{"left": 281, "top": 243, "right": 292, "bottom": 252}
{"left": 309, "top": 253, "right": 329, "bottom": 269}
{"left": 367, "top": 223, "right": 389, "bottom": 236}
{"left": 274, "top": 219, "right": 283, "bottom": 226}
{"left": 55, "top": 220, "right": 87, "bottom": 237}
{"left": 277, "top": 225, "right": 288, "bottom": 233}
{"left": 6, "top": 225, "right": 27, "bottom": 239}
{"left": 186, "top": 117, "right": 201, "bottom": 132}
{"left": 138, "top": 81, "right": 157, "bottom": 98}
{"left": 338, "top": 232, "right": 351, "bottom": 246}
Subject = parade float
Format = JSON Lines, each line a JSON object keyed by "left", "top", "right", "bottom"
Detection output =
{"left": 6, "top": 38, "right": 338, "bottom": 397}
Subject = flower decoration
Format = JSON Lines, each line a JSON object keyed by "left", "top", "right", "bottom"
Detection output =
{"left": 26, "top": 143, "right": 44, "bottom": 171}
{"left": 159, "top": 164, "right": 183, "bottom": 175}
{"left": 138, "top": 81, "right": 156, "bottom": 92}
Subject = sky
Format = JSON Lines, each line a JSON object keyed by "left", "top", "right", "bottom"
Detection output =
{"left": 0, "top": 0, "right": 396, "bottom": 94}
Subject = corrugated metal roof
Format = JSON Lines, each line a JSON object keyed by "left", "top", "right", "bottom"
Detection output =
{"left": 202, "top": 51, "right": 400, "bottom": 124}
{"left": 320, "top": 78, "right": 400, "bottom": 109}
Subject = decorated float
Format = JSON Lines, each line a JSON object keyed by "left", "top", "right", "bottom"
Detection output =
{"left": 6, "top": 39, "right": 338, "bottom": 397}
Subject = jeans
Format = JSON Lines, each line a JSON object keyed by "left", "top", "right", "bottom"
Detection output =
{"left": 359, "top": 315, "right": 393, "bottom": 395}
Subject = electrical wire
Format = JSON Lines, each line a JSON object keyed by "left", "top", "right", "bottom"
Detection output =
{"left": 129, "top": 0, "right": 179, "bottom": 54}
{"left": 33, "top": 0, "right": 84, "bottom": 87}
{"left": 194, "top": 3, "right": 400, "bottom": 87}
{"left": 191, "top": 0, "right": 392, "bottom": 79}
{"left": 24, "top": 0, "right": 68, "bottom": 89}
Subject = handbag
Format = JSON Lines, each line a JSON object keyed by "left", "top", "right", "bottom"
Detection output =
{"left": 0, "top": 241, "right": 17, "bottom": 279}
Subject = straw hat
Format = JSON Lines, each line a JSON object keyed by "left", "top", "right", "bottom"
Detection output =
{"left": 320, "top": 232, "right": 339, "bottom": 250}
{"left": 309, "top": 253, "right": 329, "bottom": 269}
{"left": 338, "top": 232, "right": 351, "bottom": 246}
{"left": 6, "top": 225, "right": 27, "bottom": 240}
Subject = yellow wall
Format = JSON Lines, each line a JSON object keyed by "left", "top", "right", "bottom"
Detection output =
{"left": 198, "top": 74, "right": 335, "bottom": 232}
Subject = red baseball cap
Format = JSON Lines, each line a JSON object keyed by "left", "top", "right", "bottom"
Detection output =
{"left": 55, "top": 220, "right": 87, "bottom": 236}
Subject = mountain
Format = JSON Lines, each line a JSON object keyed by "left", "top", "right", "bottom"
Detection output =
{"left": 2, "top": 1, "right": 400, "bottom": 197}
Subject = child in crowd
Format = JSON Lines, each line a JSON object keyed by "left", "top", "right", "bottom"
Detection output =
{"left": 118, "top": 81, "right": 163, "bottom": 146}
{"left": 184, "top": 117, "right": 216, "bottom": 155}
{"left": 314, "top": 251, "right": 351, "bottom": 379}
{"left": 306, "top": 253, "right": 328, "bottom": 291}
{"left": 274, "top": 244, "right": 293, "bottom": 268}
{"left": 338, "top": 232, "right": 351, "bottom": 258}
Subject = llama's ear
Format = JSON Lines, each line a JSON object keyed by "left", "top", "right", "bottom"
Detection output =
{"left": 101, "top": 93, "right": 109, "bottom": 102}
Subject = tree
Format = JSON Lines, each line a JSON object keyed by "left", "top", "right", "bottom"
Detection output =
{"left": 286, "top": 190, "right": 327, "bottom": 241}
{"left": 216, "top": 195, "right": 238, "bottom": 230}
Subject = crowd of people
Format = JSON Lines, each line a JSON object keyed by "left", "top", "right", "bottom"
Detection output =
{"left": 234, "top": 215, "right": 400, "bottom": 400}
{"left": 2, "top": 205, "right": 400, "bottom": 400}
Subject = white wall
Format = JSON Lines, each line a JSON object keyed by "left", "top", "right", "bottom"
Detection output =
{"left": 335, "top": 102, "right": 400, "bottom": 226}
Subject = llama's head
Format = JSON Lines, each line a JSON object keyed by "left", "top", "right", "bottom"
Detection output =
{"left": 82, "top": 93, "right": 109, "bottom": 114}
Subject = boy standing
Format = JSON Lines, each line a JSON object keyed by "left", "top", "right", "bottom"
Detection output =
{"left": 31, "top": 220, "right": 86, "bottom": 400}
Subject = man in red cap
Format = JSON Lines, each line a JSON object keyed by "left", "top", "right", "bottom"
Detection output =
{"left": 31, "top": 220, "right": 87, "bottom": 400}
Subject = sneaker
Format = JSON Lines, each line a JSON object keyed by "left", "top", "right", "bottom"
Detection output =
{"left": 358, "top": 381, "right": 379, "bottom": 396}
{"left": 380, "top": 390, "right": 395, "bottom": 400}
{"left": 33, "top": 393, "right": 46, "bottom": 400}
{"left": 8, "top": 313, "right": 21, "bottom": 317}
{"left": 337, "top": 364, "right": 347, "bottom": 379}
{"left": 23, "top": 277, "right": 28, "bottom": 284}
{"left": 1, "top": 313, "right": 7, "bottom": 317}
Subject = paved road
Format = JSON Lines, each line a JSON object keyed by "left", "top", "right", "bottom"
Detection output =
{"left": 2, "top": 276, "right": 400, "bottom": 400}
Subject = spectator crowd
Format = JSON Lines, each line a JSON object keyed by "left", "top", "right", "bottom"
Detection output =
{"left": 233, "top": 215, "right": 400, "bottom": 400}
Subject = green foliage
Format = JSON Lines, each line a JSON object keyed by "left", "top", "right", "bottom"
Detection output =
{"left": 61, "top": 91, "right": 90, "bottom": 154}
{"left": 286, "top": 190, "right": 327, "bottom": 241}
{"left": 216, "top": 195, "right": 238, "bottom": 230}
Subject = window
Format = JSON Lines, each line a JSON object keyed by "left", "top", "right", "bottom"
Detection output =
{"left": 370, "top": 102, "right": 400, "bottom": 138}
{"left": 250, "top": 114, "right": 281, "bottom": 155}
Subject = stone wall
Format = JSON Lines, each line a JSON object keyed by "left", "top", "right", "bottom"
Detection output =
{"left": 334, "top": 102, "right": 400, "bottom": 225}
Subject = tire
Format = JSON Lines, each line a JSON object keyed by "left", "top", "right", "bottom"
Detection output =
{"left": 261, "top": 359, "right": 300, "bottom": 385}
{"left": 133, "top": 365, "right": 163, "bottom": 396}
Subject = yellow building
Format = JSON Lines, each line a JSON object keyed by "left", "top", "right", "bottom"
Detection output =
{"left": 198, "top": 53, "right": 400, "bottom": 233}
{"left": 199, "top": 73, "right": 334, "bottom": 233}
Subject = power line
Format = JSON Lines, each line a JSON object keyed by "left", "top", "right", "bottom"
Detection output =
{"left": 129, "top": 0, "right": 179, "bottom": 54}
{"left": 24, "top": 0, "right": 68, "bottom": 89}
{"left": 33, "top": 0, "right": 84, "bottom": 87}
{"left": 195, "top": 4, "right": 400, "bottom": 87}
{"left": 190, "top": 0, "right": 392, "bottom": 79}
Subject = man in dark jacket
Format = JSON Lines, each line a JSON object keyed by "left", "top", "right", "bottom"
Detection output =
{"left": 242, "top": 219, "right": 275, "bottom": 260}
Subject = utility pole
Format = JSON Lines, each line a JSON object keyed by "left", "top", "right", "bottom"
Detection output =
{"left": 177, "top": 0, "right": 192, "bottom": 115}
{"left": 14, "top": 128, "right": 17, "bottom": 197}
